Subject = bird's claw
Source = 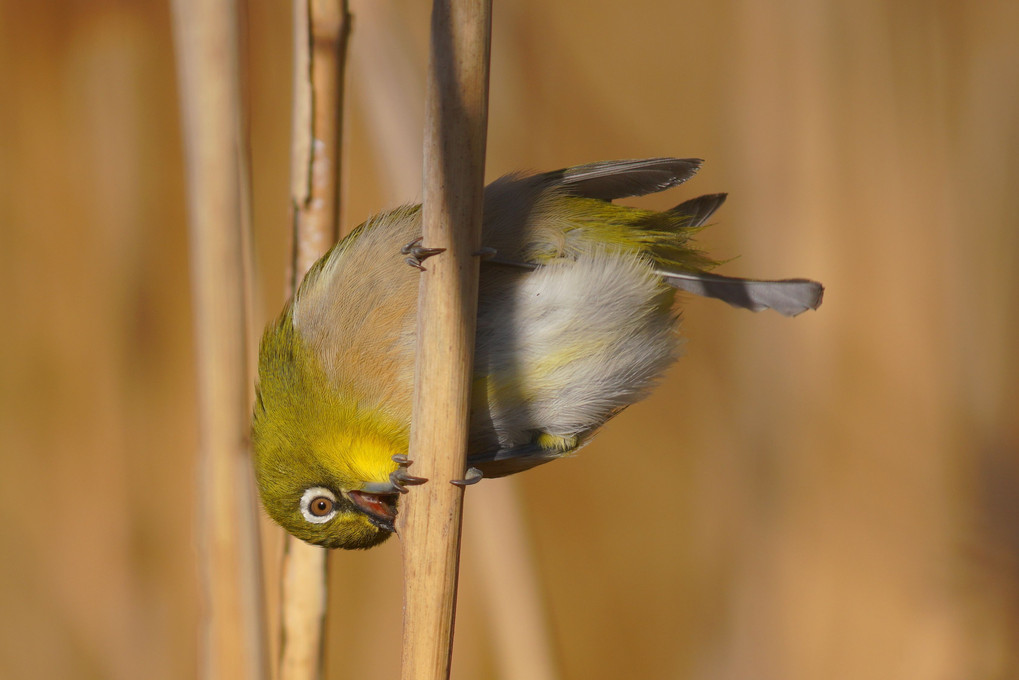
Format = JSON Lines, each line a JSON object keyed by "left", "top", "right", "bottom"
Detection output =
{"left": 389, "top": 469, "right": 428, "bottom": 493}
{"left": 390, "top": 454, "right": 428, "bottom": 493}
{"left": 451, "top": 467, "right": 483, "bottom": 487}
{"left": 402, "top": 237, "right": 445, "bottom": 271}
{"left": 388, "top": 455, "right": 480, "bottom": 490}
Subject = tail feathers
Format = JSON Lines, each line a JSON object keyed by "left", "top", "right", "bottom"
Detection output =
{"left": 660, "top": 269, "right": 824, "bottom": 316}
{"left": 671, "top": 193, "right": 728, "bottom": 228}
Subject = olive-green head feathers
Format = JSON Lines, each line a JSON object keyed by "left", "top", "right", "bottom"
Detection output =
{"left": 252, "top": 308, "right": 406, "bottom": 550}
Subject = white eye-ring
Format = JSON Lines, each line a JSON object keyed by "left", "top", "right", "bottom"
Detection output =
{"left": 300, "top": 487, "right": 338, "bottom": 524}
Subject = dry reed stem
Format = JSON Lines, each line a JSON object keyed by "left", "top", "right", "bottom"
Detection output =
{"left": 279, "top": 2, "right": 351, "bottom": 680}
{"left": 399, "top": 1, "right": 492, "bottom": 679}
{"left": 171, "top": 0, "right": 268, "bottom": 678}
{"left": 346, "top": 6, "right": 557, "bottom": 672}
{"left": 467, "top": 481, "right": 560, "bottom": 680}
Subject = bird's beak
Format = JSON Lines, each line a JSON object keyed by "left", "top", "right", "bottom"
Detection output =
{"left": 345, "top": 489, "right": 399, "bottom": 533}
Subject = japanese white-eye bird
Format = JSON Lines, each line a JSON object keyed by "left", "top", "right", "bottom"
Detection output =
{"left": 253, "top": 158, "right": 823, "bottom": 550}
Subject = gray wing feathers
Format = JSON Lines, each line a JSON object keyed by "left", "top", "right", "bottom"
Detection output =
{"left": 551, "top": 157, "right": 703, "bottom": 200}
{"left": 467, "top": 443, "right": 561, "bottom": 478}
{"left": 660, "top": 270, "right": 824, "bottom": 316}
{"left": 671, "top": 193, "right": 728, "bottom": 227}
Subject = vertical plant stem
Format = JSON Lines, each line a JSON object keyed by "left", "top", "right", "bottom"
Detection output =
{"left": 279, "top": 2, "right": 351, "bottom": 680}
{"left": 399, "top": 2, "right": 492, "bottom": 680}
{"left": 467, "top": 481, "right": 560, "bottom": 680}
{"left": 171, "top": 0, "right": 268, "bottom": 678}
{"left": 346, "top": 8, "right": 556, "bottom": 674}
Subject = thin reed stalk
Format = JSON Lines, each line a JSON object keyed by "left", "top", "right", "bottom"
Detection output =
{"left": 399, "top": 1, "right": 492, "bottom": 679}
{"left": 346, "top": 6, "right": 558, "bottom": 674}
{"left": 279, "top": 2, "right": 351, "bottom": 680}
{"left": 171, "top": 0, "right": 268, "bottom": 678}
{"left": 467, "top": 481, "right": 560, "bottom": 680}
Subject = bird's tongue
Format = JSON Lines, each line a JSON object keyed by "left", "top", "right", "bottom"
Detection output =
{"left": 348, "top": 490, "right": 398, "bottom": 524}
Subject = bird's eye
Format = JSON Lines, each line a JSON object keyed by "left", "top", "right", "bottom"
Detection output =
{"left": 300, "top": 486, "right": 338, "bottom": 524}
{"left": 309, "top": 497, "right": 333, "bottom": 516}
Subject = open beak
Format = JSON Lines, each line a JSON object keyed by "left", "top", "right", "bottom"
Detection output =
{"left": 346, "top": 490, "right": 399, "bottom": 533}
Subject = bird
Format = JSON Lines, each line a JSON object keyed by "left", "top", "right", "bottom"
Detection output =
{"left": 252, "top": 157, "right": 823, "bottom": 549}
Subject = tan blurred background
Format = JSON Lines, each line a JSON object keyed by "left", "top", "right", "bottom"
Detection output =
{"left": 2, "top": 0, "right": 1018, "bottom": 678}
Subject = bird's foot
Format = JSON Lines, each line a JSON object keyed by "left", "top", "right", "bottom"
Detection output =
{"left": 451, "top": 467, "right": 483, "bottom": 487}
{"left": 402, "top": 237, "right": 445, "bottom": 271}
{"left": 389, "top": 454, "right": 428, "bottom": 493}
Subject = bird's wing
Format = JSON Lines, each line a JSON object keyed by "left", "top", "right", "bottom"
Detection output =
{"left": 671, "top": 192, "right": 728, "bottom": 227}
{"left": 466, "top": 442, "right": 567, "bottom": 478}
{"left": 543, "top": 157, "right": 703, "bottom": 201}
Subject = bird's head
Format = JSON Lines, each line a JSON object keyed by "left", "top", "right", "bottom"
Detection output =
{"left": 251, "top": 310, "right": 408, "bottom": 550}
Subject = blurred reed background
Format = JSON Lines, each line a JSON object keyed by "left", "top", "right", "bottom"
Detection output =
{"left": 1, "top": 0, "right": 1017, "bottom": 679}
